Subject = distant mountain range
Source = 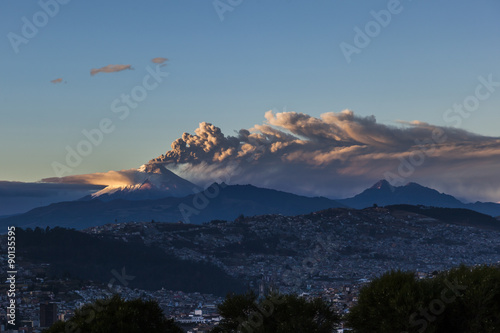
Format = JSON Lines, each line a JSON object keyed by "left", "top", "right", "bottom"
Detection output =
{"left": 2, "top": 172, "right": 500, "bottom": 231}
{"left": 338, "top": 180, "right": 500, "bottom": 217}
{"left": 0, "top": 183, "right": 345, "bottom": 230}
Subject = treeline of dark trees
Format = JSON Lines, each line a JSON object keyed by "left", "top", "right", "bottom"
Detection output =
{"left": 215, "top": 264, "right": 500, "bottom": 333}
{"left": 212, "top": 292, "right": 340, "bottom": 332}
{"left": 43, "top": 293, "right": 340, "bottom": 333}
{"left": 41, "top": 264, "right": 500, "bottom": 332}
{"left": 17, "top": 227, "right": 244, "bottom": 295}
{"left": 346, "top": 264, "right": 500, "bottom": 332}
{"left": 43, "top": 295, "right": 184, "bottom": 333}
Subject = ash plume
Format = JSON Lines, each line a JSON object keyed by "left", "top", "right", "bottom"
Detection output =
{"left": 150, "top": 110, "right": 500, "bottom": 202}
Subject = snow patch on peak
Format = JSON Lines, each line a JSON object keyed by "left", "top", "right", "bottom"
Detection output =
{"left": 89, "top": 164, "right": 201, "bottom": 201}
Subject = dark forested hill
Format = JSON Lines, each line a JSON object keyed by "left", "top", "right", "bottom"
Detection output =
{"left": 15, "top": 227, "right": 244, "bottom": 296}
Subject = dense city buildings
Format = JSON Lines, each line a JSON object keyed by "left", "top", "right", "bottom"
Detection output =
{"left": 1, "top": 207, "right": 500, "bottom": 331}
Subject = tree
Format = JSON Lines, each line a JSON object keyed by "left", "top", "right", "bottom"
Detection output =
{"left": 212, "top": 291, "right": 340, "bottom": 333}
{"left": 432, "top": 265, "right": 500, "bottom": 333}
{"left": 43, "top": 295, "right": 183, "bottom": 333}
{"left": 345, "top": 265, "right": 500, "bottom": 333}
{"left": 345, "top": 270, "right": 432, "bottom": 333}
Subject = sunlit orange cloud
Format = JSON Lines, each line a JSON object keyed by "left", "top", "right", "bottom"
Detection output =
{"left": 42, "top": 170, "right": 137, "bottom": 186}
{"left": 151, "top": 57, "right": 168, "bottom": 64}
{"left": 51, "top": 78, "right": 63, "bottom": 84}
{"left": 90, "top": 64, "right": 132, "bottom": 76}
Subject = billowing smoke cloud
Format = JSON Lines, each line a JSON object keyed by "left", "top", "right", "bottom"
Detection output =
{"left": 51, "top": 78, "right": 63, "bottom": 84}
{"left": 150, "top": 110, "right": 500, "bottom": 202}
{"left": 151, "top": 57, "right": 168, "bottom": 64}
{"left": 90, "top": 64, "right": 133, "bottom": 76}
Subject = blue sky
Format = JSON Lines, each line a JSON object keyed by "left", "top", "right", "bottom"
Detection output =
{"left": 1, "top": 0, "right": 499, "bottom": 183}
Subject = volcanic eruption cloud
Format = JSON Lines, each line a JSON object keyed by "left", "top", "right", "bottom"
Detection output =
{"left": 150, "top": 110, "right": 500, "bottom": 202}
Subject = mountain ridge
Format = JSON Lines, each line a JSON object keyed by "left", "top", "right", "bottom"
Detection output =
{"left": 338, "top": 180, "right": 500, "bottom": 216}
{"left": 0, "top": 183, "right": 345, "bottom": 230}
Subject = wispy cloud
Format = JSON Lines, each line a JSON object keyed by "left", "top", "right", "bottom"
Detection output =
{"left": 43, "top": 169, "right": 138, "bottom": 186}
{"left": 148, "top": 110, "right": 500, "bottom": 202}
{"left": 50, "top": 78, "right": 63, "bottom": 84}
{"left": 42, "top": 166, "right": 170, "bottom": 188}
{"left": 90, "top": 64, "right": 133, "bottom": 76}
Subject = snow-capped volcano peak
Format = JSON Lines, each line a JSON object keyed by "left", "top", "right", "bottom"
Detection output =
{"left": 89, "top": 164, "right": 200, "bottom": 201}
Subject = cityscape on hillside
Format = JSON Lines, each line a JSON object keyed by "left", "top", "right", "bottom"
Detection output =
{"left": 2, "top": 1, "right": 500, "bottom": 332}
